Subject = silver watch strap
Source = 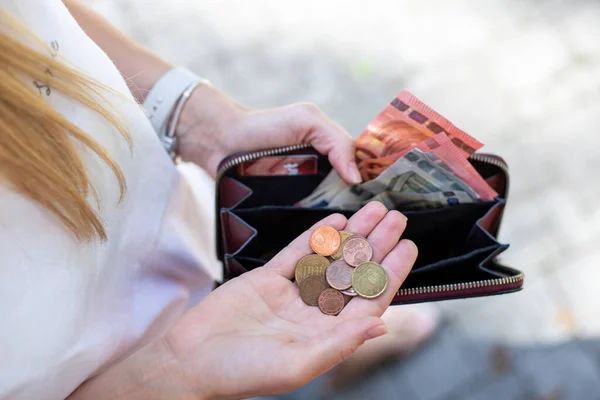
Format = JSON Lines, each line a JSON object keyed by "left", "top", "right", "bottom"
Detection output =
{"left": 164, "top": 80, "right": 205, "bottom": 158}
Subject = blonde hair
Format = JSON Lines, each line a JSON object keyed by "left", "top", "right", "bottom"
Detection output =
{"left": 0, "top": 10, "right": 132, "bottom": 242}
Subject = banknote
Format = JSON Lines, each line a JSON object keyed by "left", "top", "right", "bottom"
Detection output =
{"left": 295, "top": 169, "right": 349, "bottom": 208}
{"left": 355, "top": 90, "right": 483, "bottom": 178}
{"left": 325, "top": 148, "right": 479, "bottom": 209}
{"left": 363, "top": 190, "right": 474, "bottom": 211}
{"left": 419, "top": 133, "right": 498, "bottom": 201}
{"left": 357, "top": 149, "right": 479, "bottom": 199}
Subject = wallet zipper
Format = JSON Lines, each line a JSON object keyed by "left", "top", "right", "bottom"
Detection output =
{"left": 397, "top": 272, "right": 524, "bottom": 298}
{"left": 469, "top": 153, "right": 510, "bottom": 196}
{"left": 216, "top": 143, "right": 312, "bottom": 180}
{"left": 218, "top": 146, "right": 508, "bottom": 186}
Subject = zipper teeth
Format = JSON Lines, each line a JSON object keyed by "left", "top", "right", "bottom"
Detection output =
{"left": 469, "top": 153, "right": 508, "bottom": 172}
{"left": 469, "top": 153, "right": 510, "bottom": 197}
{"left": 397, "top": 273, "right": 524, "bottom": 296}
{"left": 217, "top": 143, "right": 312, "bottom": 177}
{"left": 218, "top": 146, "right": 508, "bottom": 178}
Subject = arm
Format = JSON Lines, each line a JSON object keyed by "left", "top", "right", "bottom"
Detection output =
{"left": 63, "top": 0, "right": 171, "bottom": 103}
{"left": 63, "top": 0, "right": 362, "bottom": 182}
{"left": 67, "top": 341, "right": 199, "bottom": 400}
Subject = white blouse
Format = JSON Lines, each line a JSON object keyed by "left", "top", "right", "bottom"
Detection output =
{"left": 0, "top": 1, "right": 220, "bottom": 398}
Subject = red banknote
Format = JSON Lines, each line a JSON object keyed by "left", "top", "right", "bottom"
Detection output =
{"left": 359, "top": 132, "right": 497, "bottom": 200}
{"left": 355, "top": 90, "right": 482, "bottom": 171}
{"left": 237, "top": 155, "right": 319, "bottom": 176}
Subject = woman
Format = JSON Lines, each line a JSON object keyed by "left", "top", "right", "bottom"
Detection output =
{"left": 0, "top": 1, "right": 436, "bottom": 398}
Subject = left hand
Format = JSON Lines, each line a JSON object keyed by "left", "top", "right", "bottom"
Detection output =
{"left": 175, "top": 84, "right": 363, "bottom": 184}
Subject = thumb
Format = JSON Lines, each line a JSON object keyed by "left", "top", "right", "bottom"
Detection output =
{"left": 295, "top": 317, "right": 387, "bottom": 381}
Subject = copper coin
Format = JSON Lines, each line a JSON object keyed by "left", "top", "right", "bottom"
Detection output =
{"left": 310, "top": 225, "right": 342, "bottom": 257}
{"left": 325, "top": 260, "right": 354, "bottom": 290}
{"left": 331, "top": 231, "right": 355, "bottom": 260}
{"left": 295, "top": 254, "right": 330, "bottom": 286}
{"left": 342, "top": 236, "right": 373, "bottom": 267}
{"left": 318, "top": 288, "right": 345, "bottom": 316}
{"left": 299, "top": 275, "right": 329, "bottom": 306}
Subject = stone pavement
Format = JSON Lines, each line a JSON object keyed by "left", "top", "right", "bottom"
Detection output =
{"left": 96, "top": 0, "right": 600, "bottom": 397}
{"left": 270, "top": 326, "right": 600, "bottom": 400}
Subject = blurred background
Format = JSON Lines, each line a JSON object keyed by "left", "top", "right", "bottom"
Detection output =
{"left": 94, "top": 0, "right": 600, "bottom": 398}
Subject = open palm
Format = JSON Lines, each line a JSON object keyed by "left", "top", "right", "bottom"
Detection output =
{"left": 163, "top": 202, "right": 417, "bottom": 399}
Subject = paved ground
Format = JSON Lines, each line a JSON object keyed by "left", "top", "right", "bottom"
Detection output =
{"left": 96, "top": 0, "right": 600, "bottom": 397}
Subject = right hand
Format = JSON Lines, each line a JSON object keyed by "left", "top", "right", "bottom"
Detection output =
{"left": 163, "top": 202, "right": 417, "bottom": 399}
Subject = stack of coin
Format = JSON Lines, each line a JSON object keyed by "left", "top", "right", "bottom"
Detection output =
{"left": 295, "top": 225, "right": 389, "bottom": 316}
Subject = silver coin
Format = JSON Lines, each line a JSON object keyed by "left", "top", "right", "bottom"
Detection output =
{"left": 341, "top": 287, "right": 358, "bottom": 297}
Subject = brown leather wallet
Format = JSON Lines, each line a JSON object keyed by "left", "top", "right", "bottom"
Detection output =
{"left": 215, "top": 144, "right": 524, "bottom": 304}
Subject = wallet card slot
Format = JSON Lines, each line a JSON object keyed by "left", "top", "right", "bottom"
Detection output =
{"left": 402, "top": 245, "right": 502, "bottom": 289}
{"left": 467, "top": 198, "right": 506, "bottom": 244}
{"left": 233, "top": 207, "right": 345, "bottom": 259}
{"left": 224, "top": 257, "right": 249, "bottom": 277}
{"left": 402, "top": 202, "right": 497, "bottom": 267}
{"left": 231, "top": 256, "right": 268, "bottom": 272}
{"left": 234, "top": 174, "right": 329, "bottom": 208}
{"left": 220, "top": 210, "right": 257, "bottom": 256}
{"left": 219, "top": 176, "right": 253, "bottom": 210}
{"left": 232, "top": 202, "right": 499, "bottom": 269}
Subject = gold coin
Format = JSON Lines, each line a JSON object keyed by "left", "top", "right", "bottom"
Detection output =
{"left": 295, "top": 254, "right": 330, "bottom": 286}
{"left": 331, "top": 231, "right": 355, "bottom": 260}
{"left": 352, "top": 262, "right": 388, "bottom": 299}
{"left": 299, "top": 275, "right": 329, "bottom": 306}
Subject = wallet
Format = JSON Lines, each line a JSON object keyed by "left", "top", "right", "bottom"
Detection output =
{"left": 215, "top": 144, "right": 524, "bottom": 304}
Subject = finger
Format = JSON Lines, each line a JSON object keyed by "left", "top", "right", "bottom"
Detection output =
{"left": 313, "top": 127, "right": 361, "bottom": 185}
{"left": 265, "top": 213, "right": 347, "bottom": 279}
{"left": 344, "top": 201, "right": 388, "bottom": 238}
{"left": 291, "top": 103, "right": 361, "bottom": 185}
{"left": 291, "top": 316, "right": 387, "bottom": 384}
{"left": 366, "top": 210, "right": 408, "bottom": 263}
{"left": 341, "top": 239, "right": 418, "bottom": 318}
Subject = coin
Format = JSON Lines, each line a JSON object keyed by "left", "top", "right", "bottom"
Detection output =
{"left": 310, "top": 225, "right": 342, "bottom": 257}
{"left": 325, "top": 260, "right": 354, "bottom": 291}
{"left": 342, "top": 236, "right": 373, "bottom": 267}
{"left": 318, "top": 288, "right": 345, "bottom": 316}
{"left": 341, "top": 287, "right": 358, "bottom": 297}
{"left": 352, "top": 261, "right": 388, "bottom": 299}
{"left": 331, "top": 231, "right": 355, "bottom": 260}
{"left": 295, "top": 254, "right": 330, "bottom": 285}
{"left": 299, "top": 275, "right": 329, "bottom": 306}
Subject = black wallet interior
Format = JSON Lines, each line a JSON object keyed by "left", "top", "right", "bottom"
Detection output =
{"left": 217, "top": 149, "right": 521, "bottom": 301}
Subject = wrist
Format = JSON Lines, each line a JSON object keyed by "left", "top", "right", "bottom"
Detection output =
{"left": 175, "top": 84, "right": 247, "bottom": 174}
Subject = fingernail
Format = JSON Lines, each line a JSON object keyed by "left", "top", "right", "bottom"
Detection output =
{"left": 365, "top": 323, "right": 388, "bottom": 340}
{"left": 348, "top": 163, "right": 362, "bottom": 184}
